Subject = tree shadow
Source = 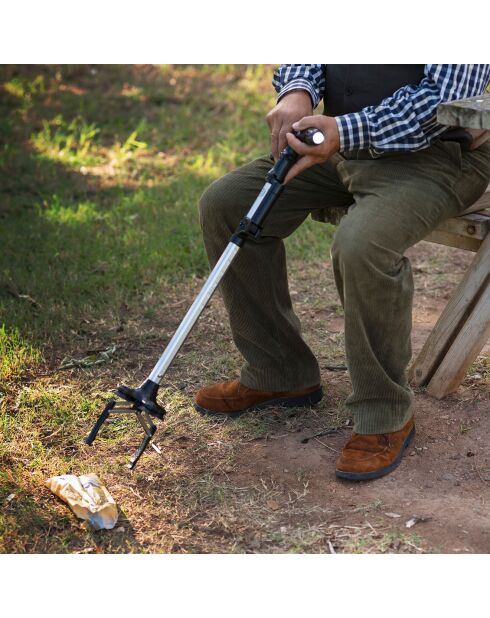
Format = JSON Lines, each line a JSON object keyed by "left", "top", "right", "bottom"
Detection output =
{"left": 0, "top": 65, "right": 238, "bottom": 349}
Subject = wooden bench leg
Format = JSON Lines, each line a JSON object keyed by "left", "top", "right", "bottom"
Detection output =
{"left": 426, "top": 282, "right": 490, "bottom": 398}
{"left": 410, "top": 233, "right": 490, "bottom": 390}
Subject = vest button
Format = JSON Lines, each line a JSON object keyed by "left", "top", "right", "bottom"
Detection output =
{"left": 345, "top": 87, "right": 353, "bottom": 96}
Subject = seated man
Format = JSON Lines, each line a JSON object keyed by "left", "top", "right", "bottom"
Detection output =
{"left": 195, "top": 64, "right": 490, "bottom": 481}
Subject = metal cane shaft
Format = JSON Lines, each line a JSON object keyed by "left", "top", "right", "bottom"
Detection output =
{"left": 87, "top": 128, "right": 326, "bottom": 469}
{"left": 147, "top": 240, "right": 240, "bottom": 384}
{"left": 147, "top": 179, "right": 279, "bottom": 385}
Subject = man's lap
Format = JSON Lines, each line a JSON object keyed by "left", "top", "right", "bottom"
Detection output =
{"left": 202, "top": 141, "right": 490, "bottom": 251}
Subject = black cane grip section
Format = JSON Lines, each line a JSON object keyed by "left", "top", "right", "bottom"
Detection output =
{"left": 293, "top": 127, "right": 325, "bottom": 146}
{"left": 267, "top": 146, "right": 298, "bottom": 184}
{"left": 85, "top": 401, "right": 114, "bottom": 445}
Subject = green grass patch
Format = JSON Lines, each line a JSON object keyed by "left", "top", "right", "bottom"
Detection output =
{"left": 0, "top": 325, "right": 41, "bottom": 392}
{"left": 0, "top": 65, "right": 336, "bottom": 554}
{"left": 0, "top": 64, "right": 333, "bottom": 346}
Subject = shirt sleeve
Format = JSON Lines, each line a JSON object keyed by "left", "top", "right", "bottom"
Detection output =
{"left": 272, "top": 64, "right": 326, "bottom": 108}
{"left": 335, "top": 64, "right": 490, "bottom": 154}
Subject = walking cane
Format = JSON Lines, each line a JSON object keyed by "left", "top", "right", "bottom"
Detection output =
{"left": 85, "top": 128, "right": 325, "bottom": 468}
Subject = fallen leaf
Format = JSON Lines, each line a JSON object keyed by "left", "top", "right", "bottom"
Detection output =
{"left": 384, "top": 512, "right": 402, "bottom": 518}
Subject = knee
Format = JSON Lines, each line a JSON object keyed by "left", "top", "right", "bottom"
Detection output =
{"left": 199, "top": 171, "right": 244, "bottom": 237}
{"left": 199, "top": 178, "right": 226, "bottom": 233}
{"left": 331, "top": 224, "right": 369, "bottom": 268}
{"left": 331, "top": 223, "right": 395, "bottom": 272}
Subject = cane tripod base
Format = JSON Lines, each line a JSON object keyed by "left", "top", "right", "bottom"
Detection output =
{"left": 86, "top": 380, "right": 165, "bottom": 469}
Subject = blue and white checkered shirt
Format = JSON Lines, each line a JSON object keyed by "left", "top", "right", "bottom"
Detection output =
{"left": 272, "top": 64, "right": 490, "bottom": 155}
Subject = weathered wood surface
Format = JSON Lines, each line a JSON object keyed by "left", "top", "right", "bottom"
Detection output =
{"left": 410, "top": 232, "right": 490, "bottom": 387}
{"left": 437, "top": 94, "right": 490, "bottom": 130}
{"left": 426, "top": 281, "right": 490, "bottom": 398}
{"left": 424, "top": 229, "right": 482, "bottom": 252}
{"left": 433, "top": 211, "right": 489, "bottom": 240}
{"left": 424, "top": 211, "right": 490, "bottom": 251}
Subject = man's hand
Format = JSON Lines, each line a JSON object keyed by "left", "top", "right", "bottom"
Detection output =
{"left": 284, "top": 115, "right": 340, "bottom": 184}
{"left": 266, "top": 90, "right": 313, "bottom": 160}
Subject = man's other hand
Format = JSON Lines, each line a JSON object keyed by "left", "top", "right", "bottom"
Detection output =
{"left": 284, "top": 115, "right": 340, "bottom": 184}
{"left": 266, "top": 90, "right": 313, "bottom": 160}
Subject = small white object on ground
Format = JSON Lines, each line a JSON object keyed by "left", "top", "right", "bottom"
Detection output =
{"left": 45, "top": 474, "right": 118, "bottom": 530}
{"left": 405, "top": 515, "right": 431, "bottom": 529}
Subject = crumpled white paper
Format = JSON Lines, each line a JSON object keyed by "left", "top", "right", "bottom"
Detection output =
{"left": 46, "top": 473, "right": 118, "bottom": 530}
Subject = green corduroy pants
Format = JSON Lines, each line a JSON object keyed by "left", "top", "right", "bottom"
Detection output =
{"left": 198, "top": 140, "right": 490, "bottom": 434}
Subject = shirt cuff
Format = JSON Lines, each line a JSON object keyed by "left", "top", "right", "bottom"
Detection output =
{"left": 335, "top": 111, "right": 370, "bottom": 152}
{"left": 277, "top": 78, "right": 318, "bottom": 108}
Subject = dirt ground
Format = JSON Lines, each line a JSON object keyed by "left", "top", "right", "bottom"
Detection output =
{"left": 9, "top": 238, "right": 489, "bottom": 554}
{"left": 188, "top": 239, "right": 490, "bottom": 553}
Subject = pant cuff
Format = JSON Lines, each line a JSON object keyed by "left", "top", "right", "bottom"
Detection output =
{"left": 350, "top": 398, "right": 414, "bottom": 434}
{"left": 240, "top": 365, "right": 321, "bottom": 392}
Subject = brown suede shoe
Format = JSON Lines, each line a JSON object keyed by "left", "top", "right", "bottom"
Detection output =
{"left": 335, "top": 417, "right": 415, "bottom": 481}
{"left": 194, "top": 379, "right": 323, "bottom": 418}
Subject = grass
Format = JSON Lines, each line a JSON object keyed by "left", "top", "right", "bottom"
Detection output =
{"left": 0, "top": 64, "right": 340, "bottom": 554}
{"left": 0, "top": 65, "right": 334, "bottom": 347}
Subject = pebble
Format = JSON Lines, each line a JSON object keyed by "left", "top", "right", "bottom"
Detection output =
{"left": 441, "top": 473, "right": 455, "bottom": 481}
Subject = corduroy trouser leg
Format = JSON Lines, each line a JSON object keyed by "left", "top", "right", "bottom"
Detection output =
{"left": 198, "top": 141, "right": 490, "bottom": 433}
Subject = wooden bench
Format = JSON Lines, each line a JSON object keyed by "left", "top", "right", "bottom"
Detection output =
{"left": 409, "top": 95, "right": 490, "bottom": 398}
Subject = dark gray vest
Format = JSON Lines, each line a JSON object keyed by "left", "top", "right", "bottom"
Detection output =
{"left": 323, "top": 65, "right": 426, "bottom": 116}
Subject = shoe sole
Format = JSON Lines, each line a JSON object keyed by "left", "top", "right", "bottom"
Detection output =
{"left": 194, "top": 387, "right": 323, "bottom": 419}
{"left": 335, "top": 425, "right": 416, "bottom": 481}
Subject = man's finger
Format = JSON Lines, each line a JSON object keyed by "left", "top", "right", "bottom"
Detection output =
{"left": 277, "top": 129, "right": 289, "bottom": 156}
{"left": 271, "top": 124, "right": 280, "bottom": 160}
{"left": 284, "top": 155, "right": 317, "bottom": 184}
{"left": 286, "top": 132, "right": 316, "bottom": 155}
{"left": 292, "top": 115, "right": 322, "bottom": 132}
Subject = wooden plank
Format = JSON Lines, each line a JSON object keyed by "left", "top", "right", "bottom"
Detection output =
{"left": 437, "top": 94, "right": 490, "bottom": 130}
{"left": 423, "top": 230, "right": 482, "bottom": 252}
{"left": 426, "top": 281, "right": 490, "bottom": 398}
{"left": 460, "top": 203, "right": 490, "bottom": 215}
{"left": 433, "top": 212, "right": 490, "bottom": 240}
{"left": 410, "top": 233, "right": 490, "bottom": 386}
